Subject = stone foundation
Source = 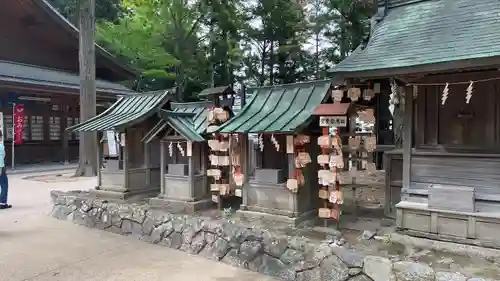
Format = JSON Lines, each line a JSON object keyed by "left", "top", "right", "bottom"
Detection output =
{"left": 51, "top": 190, "right": 499, "bottom": 281}
{"left": 149, "top": 196, "right": 213, "bottom": 214}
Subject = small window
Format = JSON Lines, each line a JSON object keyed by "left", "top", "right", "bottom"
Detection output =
{"left": 49, "top": 116, "right": 61, "bottom": 140}
{"left": 30, "top": 116, "right": 44, "bottom": 141}
{"left": 74, "top": 117, "right": 80, "bottom": 140}
{"left": 4, "top": 115, "right": 12, "bottom": 140}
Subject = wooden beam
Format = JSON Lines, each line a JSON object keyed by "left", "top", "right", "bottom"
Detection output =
{"left": 163, "top": 135, "right": 186, "bottom": 141}
{"left": 123, "top": 131, "right": 129, "bottom": 190}
{"left": 97, "top": 137, "right": 102, "bottom": 187}
{"left": 241, "top": 135, "right": 249, "bottom": 208}
{"left": 402, "top": 86, "right": 415, "bottom": 193}
{"left": 160, "top": 141, "right": 165, "bottom": 195}
{"left": 144, "top": 141, "right": 150, "bottom": 185}
{"left": 187, "top": 154, "right": 195, "bottom": 199}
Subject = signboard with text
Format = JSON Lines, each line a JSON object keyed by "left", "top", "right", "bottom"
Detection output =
{"left": 106, "top": 131, "right": 119, "bottom": 157}
{"left": 319, "top": 115, "right": 347, "bottom": 127}
{"left": 14, "top": 104, "right": 25, "bottom": 144}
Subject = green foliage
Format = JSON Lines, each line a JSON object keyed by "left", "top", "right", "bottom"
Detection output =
{"left": 48, "top": 0, "right": 123, "bottom": 23}
{"left": 50, "top": 0, "right": 374, "bottom": 98}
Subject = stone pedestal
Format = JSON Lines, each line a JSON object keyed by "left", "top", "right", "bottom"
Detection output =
{"left": 150, "top": 174, "right": 211, "bottom": 213}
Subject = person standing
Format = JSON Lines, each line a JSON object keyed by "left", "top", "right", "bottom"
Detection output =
{"left": 0, "top": 130, "right": 11, "bottom": 209}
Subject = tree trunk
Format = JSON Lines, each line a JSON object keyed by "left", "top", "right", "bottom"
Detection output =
{"left": 268, "top": 39, "right": 274, "bottom": 85}
{"left": 315, "top": 32, "right": 319, "bottom": 78}
{"left": 259, "top": 42, "right": 267, "bottom": 86}
{"left": 75, "top": 0, "right": 98, "bottom": 177}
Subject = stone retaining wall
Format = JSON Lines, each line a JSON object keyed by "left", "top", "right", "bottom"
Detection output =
{"left": 51, "top": 191, "right": 497, "bottom": 281}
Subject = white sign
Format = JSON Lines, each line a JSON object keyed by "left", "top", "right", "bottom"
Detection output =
{"left": 319, "top": 116, "right": 347, "bottom": 127}
{"left": 0, "top": 112, "right": 3, "bottom": 143}
{"left": 106, "top": 131, "right": 119, "bottom": 157}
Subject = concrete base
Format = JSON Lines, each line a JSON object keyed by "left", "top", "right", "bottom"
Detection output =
{"left": 237, "top": 208, "right": 316, "bottom": 227}
{"left": 149, "top": 196, "right": 213, "bottom": 214}
{"left": 396, "top": 201, "right": 500, "bottom": 249}
{"left": 90, "top": 187, "right": 159, "bottom": 202}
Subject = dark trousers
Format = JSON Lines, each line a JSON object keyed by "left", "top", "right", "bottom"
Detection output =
{"left": 0, "top": 167, "right": 8, "bottom": 204}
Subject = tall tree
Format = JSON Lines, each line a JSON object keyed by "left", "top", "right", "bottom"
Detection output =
{"left": 98, "top": 0, "right": 207, "bottom": 100}
{"left": 324, "top": 0, "right": 373, "bottom": 62}
{"left": 305, "top": 0, "right": 330, "bottom": 79}
{"left": 242, "top": 0, "right": 307, "bottom": 86}
{"left": 97, "top": 1, "right": 177, "bottom": 92}
{"left": 162, "top": 0, "right": 205, "bottom": 100}
{"left": 75, "top": 0, "right": 98, "bottom": 177}
{"left": 200, "top": 0, "right": 244, "bottom": 88}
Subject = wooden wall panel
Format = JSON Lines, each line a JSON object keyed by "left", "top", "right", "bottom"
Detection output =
{"left": 411, "top": 154, "right": 500, "bottom": 196}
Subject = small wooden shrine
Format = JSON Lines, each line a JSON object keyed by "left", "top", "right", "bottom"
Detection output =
{"left": 67, "top": 90, "right": 172, "bottom": 200}
{"left": 216, "top": 80, "right": 334, "bottom": 225}
{"left": 145, "top": 101, "right": 213, "bottom": 213}
{"left": 332, "top": 0, "right": 500, "bottom": 247}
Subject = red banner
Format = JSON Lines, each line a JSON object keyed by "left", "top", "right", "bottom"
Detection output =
{"left": 13, "top": 104, "right": 24, "bottom": 145}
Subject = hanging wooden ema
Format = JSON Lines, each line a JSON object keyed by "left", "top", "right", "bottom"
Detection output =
{"left": 312, "top": 102, "right": 352, "bottom": 225}
{"left": 317, "top": 126, "right": 343, "bottom": 222}
{"left": 206, "top": 106, "right": 234, "bottom": 206}
{"left": 286, "top": 135, "right": 310, "bottom": 193}
{"left": 347, "top": 87, "right": 361, "bottom": 102}
{"left": 231, "top": 133, "right": 244, "bottom": 197}
{"left": 331, "top": 88, "right": 344, "bottom": 103}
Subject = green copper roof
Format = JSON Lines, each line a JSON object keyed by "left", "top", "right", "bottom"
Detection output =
{"left": 67, "top": 90, "right": 172, "bottom": 132}
{"left": 333, "top": 0, "right": 500, "bottom": 76}
{"left": 217, "top": 80, "right": 331, "bottom": 134}
{"left": 143, "top": 101, "right": 211, "bottom": 142}
{"left": 171, "top": 101, "right": 211, "bottom": 135}
{"left": 198, "top": 85, "right": 234, "bottom": 97}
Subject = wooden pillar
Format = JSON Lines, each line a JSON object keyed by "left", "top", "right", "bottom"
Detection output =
{"left": 97, "top": 137, "right": 102, "bottom": 188}
{"left": 287, "top": 143, "right": 297, "bottom": 217}
{"left": 187, "top": 153, "right": 195, "bottom": 199}
{"left": 200, "top": 142, "right": 206, "bottom": 172}
{"left": 144, "top": 142, "right": 150, "bottom": 185}
{"left": 122, "top": 131, "right": 129, "bottom": 191}
{"left": 402, "top": 86, "right": 414, "bottom": 193}
{"left": 62, "top": 104, "right": 69, "bottom": 164}
{"left": 144, "top": 142, "right": 150, "bottom": 167}
{"left": 200, "top": 142, "right": 207, "bottom": 197}
{"left": 160, "top": 140, "right": 166, "bottom": 195}
{"left": 241, "top": 135, "right": 249, "bottom": 208}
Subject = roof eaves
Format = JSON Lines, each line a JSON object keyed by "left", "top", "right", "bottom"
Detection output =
{"left": 331, "top": 0, "right": 500, "bottom": 78}
{"left": 217, "top": 79, "right": 332, "bottom": 134}
{"left": 67, "top": 91, "right": 170, "bottom": 132}
{"left": 66, "top": 95, "right": 125, "bottom": 131}
{"left": 0, "top": 76, "right": 134, "bottom": 96}
{"left": 198, "top": 85, "right": 234, "bottom": 97}
{"left": 34, "top": 0, "right": 139, "bottom": 79}
{"left": 331, "top": 55, "right": 500, "bottom": 79}
{"left": 158, "top": 109, "right": 205, "bottom": 142}
{"left": 142, "top": 119, "right": 167, "bottom": 143}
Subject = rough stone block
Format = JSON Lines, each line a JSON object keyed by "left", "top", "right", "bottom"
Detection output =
{"left": 435, "top": 272, "right": 467, "bottom": 281}
{"left": 393, "top": 261, "right": 434, "bottom": 281}
{"left": 257, "top": 254, "right": 296, "bottom": 281}
{"left": 363, "top": 256, "right": 393, "bottom": 281}
{"left": 428, "top": 184, "right": 474, "bottom": 213}
{"left": 254, "top": 169, "right": 284, "bottom": 184}
{"left": 331, "top": 246, "right": 365, "bottom": 268}
{"left": 168, "top": 164, "right": 189, "bottom": 176}
{"left": 239, "top": 240, "right": 263, "bottom": 262}
{"left": 319, "top": 255, "right": 349, "bottom": 281}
